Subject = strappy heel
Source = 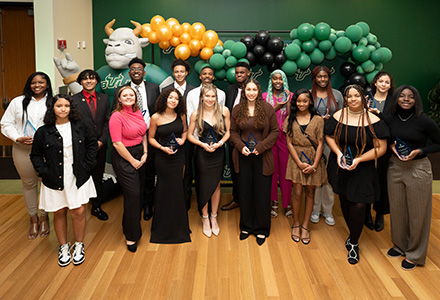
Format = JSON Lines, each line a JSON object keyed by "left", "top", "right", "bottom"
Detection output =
{"left": 271, "top": 200, "right": 279, "bottom": 218}
{"left": 291, "top": 225, "right": 300, "bottom": 243}
{"left": 301, "top": 226, "right": 311, "bottom": 245}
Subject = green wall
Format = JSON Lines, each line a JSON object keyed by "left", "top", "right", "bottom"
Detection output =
{"left": 92, "top": 0, "right": 440, "bottom": 103}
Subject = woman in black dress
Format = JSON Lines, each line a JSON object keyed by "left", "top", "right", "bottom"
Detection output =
{"left": 325, "top": 84, "right": 388, "bottom": 264}
{"left": 187, "top": 83, "right": 230, "bottom": 238}
{"left": 148, "top": 88, "right": 191, "bottom": 244}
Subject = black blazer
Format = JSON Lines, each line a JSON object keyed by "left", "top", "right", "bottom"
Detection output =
{"left": 226, "top": 83, "right": 240, "bottom": 112}
{"left": 112, "top": 81, "right": 160, "bottom": 116}
{"left": 163, "top": 82, "right": 195, "bottom": 99}
{"left": 72, "top": 91, "right": 110, "bottom": 144}
{"left": 30, "top": 120, "right": 97, "bottom": 190}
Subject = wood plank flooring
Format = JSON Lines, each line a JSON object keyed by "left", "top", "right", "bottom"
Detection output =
{"left": 0, "top": 192, "right": 439, "bottom": 299}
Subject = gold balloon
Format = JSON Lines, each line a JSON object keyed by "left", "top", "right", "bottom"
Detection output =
{"left": 148, "top": 31, "right": 159, "bottom": 44}
{"left": 150, "top": 15, "right": 165, "bottom": 31}
{"left": 216, "top": 39, "right": 223, "bottom": 47}
{"left": 202, "top": 30, "right": 219, "bottom": 48}
{"left": 175, "top": 44, "right": 191, "bottom": 60}
{"left": 172, "top": 24, "right": 183, "bottom": 37}
{"left": 157, "top": 25, "right": 172, "bottom": 41}
{"left": 165, "top": 18, "right": 179, "bottom": 29}
{"left": 191, "top": 50, "right": 200, "bottom": 57}
{"left": 170, "top": 36, "right": 181, "bottom": 47}
{"left": 190, "top": 22, "right": 206, "bottom": 40}
{"left": 200, "top": 47, "right": 214, "bottom": 60}
{"left": 189, "top": 39, "right": 202, "bottom": 52}
{"left": 179, "top": 32, "right": 191, "bottom": 44}
{"left": 140, "top": 23, "right": 152, "bottom": 38}
{"left": 159, "top": 40, "right": 170, "bottom": 50}
{"left": 181, "top": 22, "right": 191, "bottom": 33}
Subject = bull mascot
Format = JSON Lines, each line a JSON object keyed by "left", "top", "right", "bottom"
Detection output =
{"left": 54, "top": 19, "right": 173, "bottom": 105}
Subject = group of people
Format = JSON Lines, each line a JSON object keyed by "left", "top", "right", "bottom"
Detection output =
{"left": 1, "top": 59, "right": 438, "bottom": 272}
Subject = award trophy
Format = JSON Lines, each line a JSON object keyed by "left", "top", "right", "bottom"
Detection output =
{"left": 300, "top": 151, "right": 312, "bottom": 165}
{"left": 23, "top": 120, "right": 37, "bottom": 138}
{"left": 395, "top": 137, "right": 411, "bottom": 158}
{"left": 205, "top": 128, "right": 217, "bottom": 146}
{"left": 167, "top": 132, "right": 179, "bottom": 152}
{"left": 367, "top": 93, "right": 376, "bottom": 109}
{"left": 246, "top": 132, "right": 257, "bottom": 153}
{"left": 276, "top": 87, "right": 289, "bottom": 104}
{"left": 316, "top": 98, "right": 328, "bottom": 117}
{"left": 341, "top": 147, "right": 353, "bottom": 168}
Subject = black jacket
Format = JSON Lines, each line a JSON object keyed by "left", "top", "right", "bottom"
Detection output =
{"left": 30, "top": 120, "right": 97, "bottom": 190}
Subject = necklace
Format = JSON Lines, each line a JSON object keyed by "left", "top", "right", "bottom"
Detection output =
{"left": 398, "top": 113, "right": 414, "bottom": 122}
{"left": 347, "top": 107, "right": 364, "bottom": 117}
{"left": 163, "top": 112, "right": 176, "bottom": 121}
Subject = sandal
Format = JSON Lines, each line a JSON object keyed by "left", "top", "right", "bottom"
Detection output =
{"left": 271, "top": 200, "right": 279, "bottom": 218}
{"left": 40, "top": 215, "right": 50, "bottom": 238}
{"left": 285, "top": 205, "right": 293, "bottom": 218}
{"left": 291, "top": 225, "right": 300, "bottom": 243}
{"left": 28, "top": 215, "right": 39, "bottom": 240}
{"left": 301, "top": 226, "right": 311, "bottom": 245}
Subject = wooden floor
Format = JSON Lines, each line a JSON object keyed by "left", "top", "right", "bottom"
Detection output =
{"left": 1, "top": 193, "right": 439, "bottom": 300}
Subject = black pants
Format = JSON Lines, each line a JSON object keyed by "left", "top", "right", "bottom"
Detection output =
{"left": 183, "top": 141, "right": 196, "bottom": 210}
{"left": 238, "top": 154, "right": 271, "bottom": 236}
{"left": 112, "top": 143, "right": 145, "bottom": 241}
{"left": 228, "top": 142, "right": 240, "bottom": 203}
{"left": 90, "top": 145, "right": 107, "bottom": 208}
{"left": 143, "top": 142, "right": 156, "bottom": 209}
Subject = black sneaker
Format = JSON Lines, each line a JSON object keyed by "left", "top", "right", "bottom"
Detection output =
{"left": 58, "top": 243, "right": 71, "bottom": 267}
{"left": 71, "top": 242, "right": 85, "bottom": 265}
{"left": 387, "top": 248, "right": 402, "bottom": 258}
{"left": 401, "top": 259, "right": 416, "bottom": 271}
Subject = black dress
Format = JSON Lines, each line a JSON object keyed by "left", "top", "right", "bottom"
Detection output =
{"left": 195, "top": 121, "right": 225, "bottom": 212}
{"left": 324, "top": 116, "right": 389, "bottom": 203}
{"left": 150, "top": 117, "right": 191, "bottom": 244}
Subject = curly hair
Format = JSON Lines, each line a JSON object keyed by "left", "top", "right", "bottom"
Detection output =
{"left": 22, "top": 72, "right": 53, "bottom": 124}
{"left": 155, "top": 88, "right": 186, "bottom": 116}
{"left": 195, "top": 83, "right": 225, "bottom": 137}
{"left": 113, "top": 86, "right": 140, "bottom": 113}
{"left": 77, "top": 69, "right": 101, "bottom": 83}
{"left": 235, "top": 79, "right": 266, "bottom": 128}
{"left": 334, "top": 84, "right": 379, "bottom": 164}
{"left": 43, "top": 94, "right": 81, "bottom": 125}
{"left": 286, "top": 88, "right": 317, "bottom": 137}
{"left": 311, "top": 66, "right": 337, "bottom": 110}
{"left": 370, "top": 71, "right": 395, "bottom": 97}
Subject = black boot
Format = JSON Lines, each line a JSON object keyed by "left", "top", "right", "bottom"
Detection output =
{"left": 364, "top": 210, "right": 374, "bottom": 230}
{"left": 375, "top": 213, "right": 384, "bottom": 232}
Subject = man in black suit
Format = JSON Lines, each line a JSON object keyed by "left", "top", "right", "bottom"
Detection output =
{"left": 221, "top": 62, "right": 251, "bottom": 211}
{"left": 113, "top": 57, "right": 160, "bottom": 221}
{"left": 163, "top": 59, "right": 195, "bottom": 209}
{"left": 72, "top": 69, "right": 110, "bottom": 220}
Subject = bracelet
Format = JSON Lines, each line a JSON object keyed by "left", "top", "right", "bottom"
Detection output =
{"left": 159, "top": 146, "right": 163, "bottom": 150}
{"left": 218, "top": 141, "right": 224, "bottom": 146}
{"left": 313, "top": 167, "right": 317, "bottom": 172}
{"left": 143, "top": 150, "right": 148, "bottom": 154}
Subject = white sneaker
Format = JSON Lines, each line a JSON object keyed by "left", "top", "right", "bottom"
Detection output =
{"left": 310, "top": 211, "right": 320, "bottom": 223}
{"left": 71, "top": 242, "right": 85, "bottom": 265}
{"left": 58, "top": 242, "right": 71, "bottom": 267}
{"left": 323, "top": 212, "right": 335, "bottom": 226}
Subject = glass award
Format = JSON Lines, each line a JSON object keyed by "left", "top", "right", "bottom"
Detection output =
{"left": 395, "top": 137, "right": 411, "bottom": 158}
{"left": 246, "top": 132, "right": 257, "bottom": 153}
{"left": 23, "top": 120, "right": 37, "bottom": 137}
{"left": 367, "top": 93, "right": 376, "bottom": 109}
{"left": 167, "top": 132, "right": 178, "bottom": 152}
{"left": 205, "top": 128, "right": 217, "bottom": 146}
{"left": 276, "top": 87, "right": 289, "bottom": 104}
{"left": 316, "top": 98, "right": 328, "bottom": 117}
{"left": 341, "top": 147, "right": 353, "bottom": 168}
{"left": 300, "top": 151, "right": 312, "bottom": 165}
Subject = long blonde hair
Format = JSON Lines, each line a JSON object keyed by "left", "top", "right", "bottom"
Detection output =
{"left": 195, "top": 83, "right": 225, "bottom": 137}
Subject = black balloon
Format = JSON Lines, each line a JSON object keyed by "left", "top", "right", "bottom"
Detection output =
{"left": 349, "top": 73, "right": 367, "bottom": 87}
{"left": 364, "top": 86, "right": 373, "bottom": 96}
{"left": 267, "top": 63, "right": 278, "bottom": 73}
{"left": 340, "top": 62, "right": 357, "bottom": 79}
{"left": 344, "top": 78, "right": 351, "bottom": 86}
{"left": 240, "top": 35, "right": 255, "bottom": 50}
{"left": 274, "top": 53, "right": 287, "bottom": 67}
{"left": 261, "top": 52, "right": 274, "bottom": 66}
{"left": 245, "top": 51, "right": 257, "bottom": 67}
{"left": 255, "top": 30, "right": 270, "bottom": 46}
{"left": 252, "top": 45, "right": 265, "bottom": 58}
{"left": 339, "top": 85, "right": 347, "bottom": 95}
{"left": 267, "top": 37, "right": 284, "bottom": 54}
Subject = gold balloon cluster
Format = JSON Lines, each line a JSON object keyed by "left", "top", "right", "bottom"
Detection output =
{"left": 141, "top": 15, "right": 222, "bottom": 61}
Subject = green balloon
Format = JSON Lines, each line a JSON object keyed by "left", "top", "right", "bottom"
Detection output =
{"left": 209, "top": 53, "right": 226, "bottom": 70}
{"left": 356, "top": 66, "right": 365, "bottom": 74}
{"left": 336, "top": 31, "right": 345, "bottom": 38}
{"left": 325, "top": 46, "right": 337, "bottom": 60}
{"left": 297, "top": 23, "right": 315, "bottom": 41}
{"left": 226, "top": 67, "right": 236, "bottom": 83}
{"left": 356, "top": 22, "right": 370, "bottom": 37}
{"left": 318, "top": 40, "right": 332, "bottom": 52}
{"left": 302, "top": 41, "right": 315, "bottom": 53}
{"left": 351, "top": 43, "right": 357, "bottom": 51}
{"left": 375, "top": 42, "right": 381, "bottom": 48}
{"left": 231, "top": 42, "right": 247, "bottom": 59}
{"left": 378, "top": 47, "right": 392, "bottom": 64}
{"left": 366, "top": 33, "right": 377, "bottom": 45}
{"left": 367, "top": 45, "right": 377, "bottom": 53}
{"left": 358, "top": 37, "right": 368, "bottom": 47}
{"left": 238, "top": 58, "right": 250, "bottom": 64}
{"left": 331, "top": 28, "right": 336, "bottom": 34}
{"left": 310, "top": 48, "right": 325, "bottom": 65}
{"left": 361, "top": 60, "right": 375, "bottom": 73}
{"left": 293, "top": 39, "right": 302, "bottom": 47}
{"left": 311, "top": 37, "right": 319, "bottom": 47}
{"left": 281, "top": 60, "right": 298, "bottom": 76}
{"left": 214, "top": 69, "right": 226, "bottom": 80}
{"left": 222, "top": 49, "right": 232, "bottom": 58}
{"left": 226, "top": 56, "right": 237, "bottom": 68}
{"left": 345, "top": 25, "right": 363, "bottom": 42}
{"left": 365, "top": 70, "right": 379, "bottom": 83}
{"left": 195, "top": 60, "right": 208, "bottom": 74}
{"left": 329, "top": 33, "right": 337, "bottom": 43}
{"left": 223, "top": 40, "right": 235, "bottom": 50}
{"left": 352, "top": 46, "right": 371, "bottom": 62}
{"left": 284, "top": 43, "right": 301, "bottom": 60}
{"left": 375, "top": 63, "right": 383, "bottom": 71}
{"left": 290, "top": 28, "right": 298, "bottom": 40}
{"left": 213, "top": 45, "right": 224, "bottom": 54}
{"left": 314, "top": 22, "right": 331, "bottom": 41}
{"left": 334, "top": 37, "right": 352, "bottom": 53}
{"left": 370, "top": 50, "right": 385, "bottom": 64}
{"left": 296, "top": 53, "right": 311, "bottom": 69}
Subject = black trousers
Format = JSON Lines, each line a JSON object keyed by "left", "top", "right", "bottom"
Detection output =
{"left": 112, "top": 143, "right": 145, "bottom": 241}
{"left": 90, "top": 145, "right": 107, "bottom": 208}
{"left": 238, "top": 154, "right": 271, "bottom": 236}
{"left": 143, "top": 142, "right": 156, "bottom": 209}
{"left": 183, "top": 141, "right": 196, "bottom": 210}
{"left": 228, "top": 142, "right": 240, "bottom": 203}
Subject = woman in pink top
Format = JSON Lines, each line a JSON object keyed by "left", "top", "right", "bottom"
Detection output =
{"left": 263, "top": 70, "right": 292, "bottom": 218}
{"left": 109, "top": 86, "right": 148, "bottom": 252}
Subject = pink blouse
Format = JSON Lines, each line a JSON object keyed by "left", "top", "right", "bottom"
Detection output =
{"left": 109, "top": 106, "right": 147, "bottom": 147}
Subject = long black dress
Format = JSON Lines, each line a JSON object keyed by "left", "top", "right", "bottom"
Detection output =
{"left": 150, "top": 117, "right": 191, "bottom": 244}
{"left": 324, "top": 116, "right": 389, "bottom": 203}
{"left": 195, "top": 121, "right": 225, "bottom": 213}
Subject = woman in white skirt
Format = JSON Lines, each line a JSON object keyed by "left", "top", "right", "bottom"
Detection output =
{"left": 31, "top": 94, "right": 97, "bottom": 267}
